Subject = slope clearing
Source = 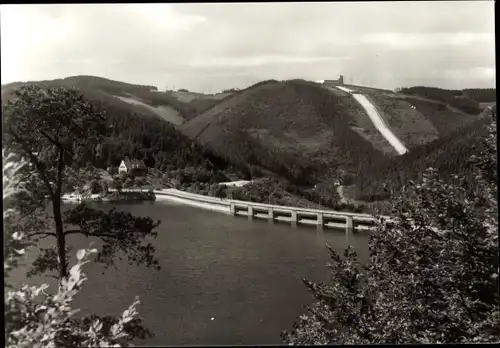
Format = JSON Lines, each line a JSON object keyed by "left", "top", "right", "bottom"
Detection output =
{"left": 324, "top": 87, "right": 397, "bottom": 156}
{"left": 115, "top": 95, "right": 184, "bottom": 125}
{"left": 166, "top": 90, "right": 235, "bottom": 121}
{"left": 341, "top": 85, "right": 478, "bottom": 148}
{"left": 335, "top": 85, "right": 408, "bottom": 155}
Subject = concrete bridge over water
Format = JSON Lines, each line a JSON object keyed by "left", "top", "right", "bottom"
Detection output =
{"left": 148, "top": 188, "right": 394, "bottom": 233}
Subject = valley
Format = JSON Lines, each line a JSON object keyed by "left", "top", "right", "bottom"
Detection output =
{"left": 2, "top": 2, "right": 496, "bottom": 347}
{"left": 2, "top": 75, "right": 495, "bottom": 215}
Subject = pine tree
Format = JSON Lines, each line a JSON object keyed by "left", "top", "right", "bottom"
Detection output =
{"left": 3, "top": 85, "right": 161, "bottom": 280}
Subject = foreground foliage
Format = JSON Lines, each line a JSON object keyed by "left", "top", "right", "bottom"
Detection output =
{"left": 283, "top": 111, "right": 499, "bottom": 344}
{"left": 4, "top": 151, "right": 150, "bottom": 348}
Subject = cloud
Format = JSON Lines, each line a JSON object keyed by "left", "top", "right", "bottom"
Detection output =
{"left": 107, "top": 59, "right": 124, "bottom": 65}
{"left": 66, "top": 58, "right": 95, "bottom": 65}
{"left": 187, "top": 55, "right": 352, "bottom": 68}
{"left": 443, "top": 66, "right": 496, "bottom": 81}
{"left": 1, "top": 5, "right": 79, "bottom": 82}
{"left": 0, "top": 2, "right": 495, "bottom": 91}
{"left": 120, "top": 3, "right": 208, "bottom": 31}
{"left": 362, "top": 32, "right": 494, "bottom": 49}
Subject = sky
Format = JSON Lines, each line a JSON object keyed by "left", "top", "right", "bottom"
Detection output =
{"left": 0, "top": 1, "right": 495, "bottom": 93}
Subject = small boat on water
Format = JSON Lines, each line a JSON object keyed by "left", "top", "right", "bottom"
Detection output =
{"left": 61, "top": 193, "right": 103, "bottom": 202}
{"left": 61, "top": 193, "right": 83, "bottom": 201}
{"left": 87, "top": 194, "right": 103, "bottom": 202}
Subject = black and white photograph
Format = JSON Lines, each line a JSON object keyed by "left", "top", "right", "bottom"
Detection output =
{"left": 2, "top": 1, "right": 497, "bottom": 346}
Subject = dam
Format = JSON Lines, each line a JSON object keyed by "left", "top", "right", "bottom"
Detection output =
{"left": 117, "top": 188, "right": 394, "bottom": 232}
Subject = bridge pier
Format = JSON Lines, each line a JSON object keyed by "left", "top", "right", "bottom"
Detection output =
{"left": 346, "top": 216, "right": 354, "bottom": 233}
{"left": 290, "top": 211, "right": 298, "bottom": 228}
{"left": 248, "top": 206, "right": 254, "bottom": 220}
{"left": 317, "top": 213, "right": 324, "bottom": 226}
{"left": 268, "top": 207, "right": 274, "bottom": 224}
{"left": 230, "top": 203, "right": 236, "bottom": 216}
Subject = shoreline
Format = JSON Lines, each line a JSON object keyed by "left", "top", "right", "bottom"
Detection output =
{"left": 62, "top": 190, "right": 156, "bottom": 203}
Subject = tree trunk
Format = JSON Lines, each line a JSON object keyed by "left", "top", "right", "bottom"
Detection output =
{"left": 54, "top": 148, "right": 67, "bottom": 279}
{"left": 53, "top": 196, "right": 68, "bottom": 279}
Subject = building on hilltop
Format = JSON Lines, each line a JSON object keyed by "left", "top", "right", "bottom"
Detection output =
{"left": 323, "top": 75, "right": 344, "bottom": 87}
{"left": 118, "top": 157, "right": 147, "bottom": 174}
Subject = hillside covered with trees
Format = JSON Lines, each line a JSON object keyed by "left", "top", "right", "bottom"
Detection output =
{"left": 283, "top": 111, "right": 498, "bottom": 344}
{"left": 181, "top": 79, "right": 390, "bottom": 186}
{"left": 2, "top": 76, "right": 492, "bottom": 214}
{"left": 398, "top": 86, "right": 495, "bottom": 115}
{"left": 1, "top": 81, "right": 251, "bottom": 185}
{"left": 181, "top": 79, "right": 489, "bottom": 208}
{"left": 2, "top": 76, "right": 229, "bottom": 124}
{"left": 351, "top": 116, "right": 492, "bottom": 202}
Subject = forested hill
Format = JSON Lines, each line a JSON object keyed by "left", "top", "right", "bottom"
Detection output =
{"left": 399, "top": 86, "right": 496, "bottom": 115}
{"left": 2, "top": 76, "right": 230, "bottom": 125}
{"left": 89, "top": 103, "right": 239, "bottom": 173}
{"left": 3, "top": 76, "right": 492, "bottom": 207}
{"left": 181, "top": 78, "right": 485, "bottom": 186}
{"left": 1, "top": 80, "right": 251, "bottom": 181}
{"left": 181, "top": 79, "right": 389, "bottom": 186}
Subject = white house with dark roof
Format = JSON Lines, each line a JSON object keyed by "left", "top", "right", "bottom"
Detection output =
{"left": 118, "top": 157, "right": 146, "bottom": 174}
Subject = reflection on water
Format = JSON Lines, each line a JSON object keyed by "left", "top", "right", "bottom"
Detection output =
{"left": 7, "top": 200, "right": 370, "bottom": 346}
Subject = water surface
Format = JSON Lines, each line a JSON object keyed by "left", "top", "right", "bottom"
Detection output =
{"left": 8, "top": 200, "right": 370, "bottom": 345}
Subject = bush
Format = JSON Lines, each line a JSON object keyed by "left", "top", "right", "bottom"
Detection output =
{"left": 101, "top": 181, "right": 109, "bottom": 193}
{"left": 216, "top": 185, "right": 228, "bottom": 198}
{"left": 353, "top": 205, "right": 364, "bottom": 213}
{"left": 5, "top": 247, "right": 146, "bottom": 348}
{"left": 221, "top": 88, "right": 239, "bottom": 93}
{"left": 135, "top": 177, "right": 147, "bottom": 186}
{"left": 334, "top": 203, "right": 346, "bottom": 211}
{"left": 89, "top": 179, "right": 102, "bottom": 194}
{"left": 111, "top": 178, "right": 123, "bottom": 191}
{"left": 123, "top": 178, "right": 134, "bottom": 188}
{"left": 282, "top": 112, "right": 499, "bottom": 344}
{"left": 3, "top": 151, "right": 150, "bottom": 347}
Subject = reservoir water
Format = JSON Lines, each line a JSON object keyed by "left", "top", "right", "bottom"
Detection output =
{"left": 7, "top": 200, "right": 370, "bottom": 346}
